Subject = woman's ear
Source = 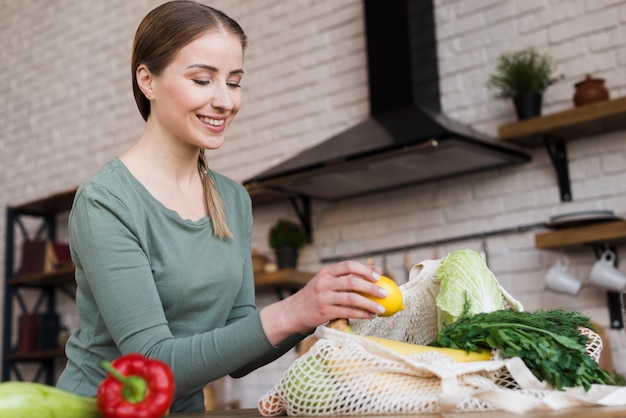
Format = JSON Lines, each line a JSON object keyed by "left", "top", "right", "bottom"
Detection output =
{"left": 136, "top": 64, "right": 155, "bottom": 100}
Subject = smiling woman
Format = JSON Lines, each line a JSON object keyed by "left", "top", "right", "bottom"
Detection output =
{"left": 54, "top": 1, "right": 387, "bottom": 413}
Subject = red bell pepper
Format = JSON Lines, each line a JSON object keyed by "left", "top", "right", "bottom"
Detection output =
{"left": 97, "top": 353, "right": 175, "bottom": 418}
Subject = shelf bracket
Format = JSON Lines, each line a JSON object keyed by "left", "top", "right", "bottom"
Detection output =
{"left": 542, "top": 136, "right": 572, "bottom": 202}
{"left": 288, "top": 195, "right": 312, "bottom": 244}
{"left": 592, "top": 243, "right": 624, "bottom": 329}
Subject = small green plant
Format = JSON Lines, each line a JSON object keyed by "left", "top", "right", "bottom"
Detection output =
{"left": 487, "top": 47, "right": 564, "bottom": 98}
{"left": 268, "top": 219, "right": 307, "bottom": 249}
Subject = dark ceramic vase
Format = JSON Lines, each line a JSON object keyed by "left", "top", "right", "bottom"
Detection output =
{"left": 513, "top": 92, "right": 542, "bottom": 120}
{"left": 573, "top": 75, "right": 609, "bottom": 107}
{"left": 274, "top": 246, "right": 299, "bottom": 270}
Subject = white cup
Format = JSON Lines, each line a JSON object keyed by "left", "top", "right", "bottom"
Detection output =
{"left": 545, "top": 255, "right": 582, "bottom": 295}
{"left": 589, "top": 250, "right": 626, "bottom": 292}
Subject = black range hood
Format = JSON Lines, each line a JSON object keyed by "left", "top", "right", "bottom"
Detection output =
{"left": 243, "top": 0, "right": 530, "bottom": 201}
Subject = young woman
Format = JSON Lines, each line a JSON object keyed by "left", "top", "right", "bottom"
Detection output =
{"left": 56, "top": 1, "right": 387, "bottom": 412}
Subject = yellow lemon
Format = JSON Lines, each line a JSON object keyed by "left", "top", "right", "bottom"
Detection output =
{"left": 360, "top": 275, "right": 404, "bottom": 317}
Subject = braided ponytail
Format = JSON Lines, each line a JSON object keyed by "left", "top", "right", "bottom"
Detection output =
{"left": 198, "top": 151, "right": 233, "bottom": 240}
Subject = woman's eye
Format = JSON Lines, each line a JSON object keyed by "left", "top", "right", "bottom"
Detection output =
{"left": 193, "top": 79, "right": 210, "bottom": 86}
{"left": 227, "top": 82, "right": 242, "bottom": 88}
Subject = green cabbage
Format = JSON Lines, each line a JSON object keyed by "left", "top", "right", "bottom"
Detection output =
{"left": 436, "top": 249, "right": 521, "bottom": 329}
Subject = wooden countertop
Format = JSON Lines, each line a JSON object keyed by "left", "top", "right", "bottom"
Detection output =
{"left": 169, "top": 405, "right": 626, "bottom": 417}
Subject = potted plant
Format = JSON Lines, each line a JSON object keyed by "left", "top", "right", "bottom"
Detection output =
{"left": 268, "top": 219, "right": 307, "bottom": 270}
{"left": 487, "top": 47, "right": 564, "bottom": 120}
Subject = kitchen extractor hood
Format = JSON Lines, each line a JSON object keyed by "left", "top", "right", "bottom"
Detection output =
{"left": 243, "top": 0, "right": 531, "bottom": 201}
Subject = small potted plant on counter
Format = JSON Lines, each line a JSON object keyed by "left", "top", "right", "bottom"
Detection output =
{"left": 487, "top": 46, "right": 564, "bottom": 120}
{"left": 268, "top": 219, "right": 307, "bottom": 270}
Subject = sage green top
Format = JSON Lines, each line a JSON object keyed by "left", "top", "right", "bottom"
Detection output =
{"left": 57, "top": 158, "right": 303, "bottom": 412}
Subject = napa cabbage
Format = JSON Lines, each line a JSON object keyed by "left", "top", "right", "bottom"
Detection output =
{"left": 436, "top": 249, "right": 523, "bottom": 330}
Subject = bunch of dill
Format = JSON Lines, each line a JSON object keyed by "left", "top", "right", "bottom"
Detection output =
{"left": 429, "top": 309, "right": 615, "bottom": 390}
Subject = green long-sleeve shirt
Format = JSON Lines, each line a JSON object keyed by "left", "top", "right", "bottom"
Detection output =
{"left": 57, "top": 158, "right": 303, "bottom": 412}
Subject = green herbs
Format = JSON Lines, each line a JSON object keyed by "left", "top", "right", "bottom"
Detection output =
{"left": 268, "top": 219, "right": 307, "bottom": 249}
{"left": 429, "top": 309, "right": 615, "bottom": 391}
{"left": 487, "top": 47, "right": 564, "bottom": 98}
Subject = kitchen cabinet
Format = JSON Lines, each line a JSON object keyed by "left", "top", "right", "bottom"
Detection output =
{"left": 2, "top": 188, "right": 77, "bottom": 384}
{"left": 535, "top": 220, "right": 626, "bottom": 329}
{"left": 499, "top": 96, "right": 626, "bottom": 201}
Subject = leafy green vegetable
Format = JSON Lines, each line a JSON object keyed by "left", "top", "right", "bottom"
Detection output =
{"left": 429, "top": 309, "right": 615, "bottom": 391}
{"left": 611, "top": 371, "right": 626, "bottom": 386}
{"left": 436, "top": 249, "right": 522, "bottom": 329}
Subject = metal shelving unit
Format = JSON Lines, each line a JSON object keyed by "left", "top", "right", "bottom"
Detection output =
{"left": 2, "top": 188, "right": 77, "bottom": 384}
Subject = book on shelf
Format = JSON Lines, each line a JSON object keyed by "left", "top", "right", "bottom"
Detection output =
{"left": 51, "top": 241, "right": 72, "bottom": 269}
{"left": 18, "top": 313, "right": 39, "bottom": 352}
{"left": 17, "top": 240, "right": 72, "bottom": 277}
{"left": 37, "top": 313, "right": 61, "bottom": 350}
{"left": 16, "top": 313, "right": 62, "bottom": 353}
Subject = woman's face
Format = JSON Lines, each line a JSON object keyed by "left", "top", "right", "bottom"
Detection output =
{"left": 142, "top": 30, "right": 244, "bottom": 151}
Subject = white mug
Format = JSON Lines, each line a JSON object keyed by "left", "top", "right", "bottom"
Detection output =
{"left": 589, "top": 250, "right": 626, "bottom": 292}
{"left": 545, "top": 255, "right": 582, "bottom": 295}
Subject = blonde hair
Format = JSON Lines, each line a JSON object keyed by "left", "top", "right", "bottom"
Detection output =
{"left": 198, "top": 152, "right": 232, "bottom": 240}
{"left": 132, "top": 1, "right": 246, "bottom": 240}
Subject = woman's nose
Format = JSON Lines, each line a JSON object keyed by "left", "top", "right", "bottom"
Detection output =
{"left": 210, "top": 85, "right": 234, "bottom": 110}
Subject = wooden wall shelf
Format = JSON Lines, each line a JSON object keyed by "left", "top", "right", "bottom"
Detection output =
{"left": 499, "top": 96, "right": 626, "bottom": 147}
{"left": 535, "top": 221, "right": 626, "bottom": 249}
{"left": 498, "top": 96, "right": 626, "bottom": 202}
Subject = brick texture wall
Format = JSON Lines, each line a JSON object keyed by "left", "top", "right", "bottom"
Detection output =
{"left": 1, "top": 0, "right": 625, "bottom": 408}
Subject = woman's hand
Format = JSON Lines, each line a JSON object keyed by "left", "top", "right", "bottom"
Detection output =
{"left": 259, "top": 260, "right": 386, "bottom": 345}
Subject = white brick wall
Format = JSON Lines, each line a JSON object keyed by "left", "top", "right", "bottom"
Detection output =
{"left": 1, "top": 0, "right": 625, "bottom": 408}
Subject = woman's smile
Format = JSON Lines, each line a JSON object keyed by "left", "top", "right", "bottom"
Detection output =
{"left": 197, "top": 114, "right": 227, "bottom": 132}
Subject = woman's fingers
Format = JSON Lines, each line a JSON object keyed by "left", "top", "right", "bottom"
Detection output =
{"left": 303, "top": 265, "right": 388, "bottom": 316}
{"left": 320, "top": 260, "right": 381, "bottom": 283}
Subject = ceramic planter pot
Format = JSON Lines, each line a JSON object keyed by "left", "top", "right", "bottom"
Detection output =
{"left": 274, "top": 246, "right": 299, "bottom": 270}
{"left": 513, "top": 92, "right": 542, "bottom": 120}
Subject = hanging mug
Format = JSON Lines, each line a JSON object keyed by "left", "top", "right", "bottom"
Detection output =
{"left": 589, "top": 250, "right": 626, "bottom": 292}
{"left": 545, "top": 255, "right": 582, "bottom": 295}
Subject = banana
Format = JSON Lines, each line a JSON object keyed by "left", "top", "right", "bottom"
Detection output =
{"left": 327, "top": 319, "right": 491, "bottom": 362}
{"left": 0, "top": 381, "right": 100, "bottom": 418}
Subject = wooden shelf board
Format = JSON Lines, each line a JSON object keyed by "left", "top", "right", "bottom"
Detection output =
{"left": 10, "top": 188, "right": 78, "bottom": 216}
{"left": 254, "top": 269, "right": 313, "bottom": 291}
{"left": 535, "top": 220, "right": 626, "bottom": 249}
{"left": 5, "top": 348, "right": 65, "bottom": 361}
{"left": 246, "top": 187, "right": 293, "bottom": 207}
{"left": 499, "top": 96, "right": 626, "bottom": 147}
{"left": 7, "top": 265, "right": 75, "bottom": 287}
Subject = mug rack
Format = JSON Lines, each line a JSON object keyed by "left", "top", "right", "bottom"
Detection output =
{"left": 535, "top": 220, "right": 626, "bottom": 329}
